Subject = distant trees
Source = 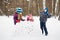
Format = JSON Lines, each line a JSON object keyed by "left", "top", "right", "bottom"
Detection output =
{"left": 0, "top": 0, "right": 60, "bottom": 16}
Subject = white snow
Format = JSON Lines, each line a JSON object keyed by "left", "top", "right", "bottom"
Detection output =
{"left": 0, "top": 16, "right": 60, "bottom": 40}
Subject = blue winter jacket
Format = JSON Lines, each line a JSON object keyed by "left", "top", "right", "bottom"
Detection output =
{"left": 40, "top": 11, "right": 51, "bottom": 22}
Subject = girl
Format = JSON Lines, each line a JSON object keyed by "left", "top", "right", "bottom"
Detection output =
{"left": 13, "top": 12, "right": 20, "bottom": 25}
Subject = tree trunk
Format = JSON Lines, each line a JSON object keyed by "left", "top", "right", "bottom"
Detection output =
{"left": 58, "top": 0, "right": 60, "bottom": 20}
{"left": 43, "top": 0, "right": 46, "bottom": 9}
{"left": 53, "top": 0, "right": 56, "bottom": 15}
{"left": 55, "top": 0, "right": 59, "bottom": 16}
{"left": 28, "top": 0, "right": 33, "bottom": 14}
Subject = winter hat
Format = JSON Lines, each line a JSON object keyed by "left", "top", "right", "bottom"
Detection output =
{"left": 44, "top": 7, "right": 48, "bottom": 14}
{"left": 16, "top": 7, "right": 23, "bottom": 14}
{"left": 44, "top": 7, "right": 48, "bottom": 12}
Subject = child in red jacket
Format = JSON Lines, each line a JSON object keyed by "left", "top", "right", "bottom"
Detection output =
{"left": 13, "top": 12, "right": 20, "bottom": 25}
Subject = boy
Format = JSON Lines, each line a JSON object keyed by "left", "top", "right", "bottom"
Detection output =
{"left": 39, "top": 7, "right": 51, "bottom": 36}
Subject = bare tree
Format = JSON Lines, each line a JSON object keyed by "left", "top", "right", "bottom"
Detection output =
{"left": 52, "top": 0, "right": 56, "bottom": 15}
{"left": 43, "top": 0, "right": 46, "bottom": 9}
{"left": 55, "top": 0, "right": 59, "bottom": 16}
{"left": 51, "top": 0, "right": 53, "bottom": 15}
{"left": 37, "top": 0, "right": 40, "bottom": 14}
{"left": 28, "top": 0, "right": 33, "bottom": 14}
{"left": 58, "top": 0, "right": 60, "bottom": 20}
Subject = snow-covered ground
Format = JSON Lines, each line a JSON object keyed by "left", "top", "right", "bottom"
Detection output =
{"left": 0, "top": 16, "right": 60, "bottom": 40}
